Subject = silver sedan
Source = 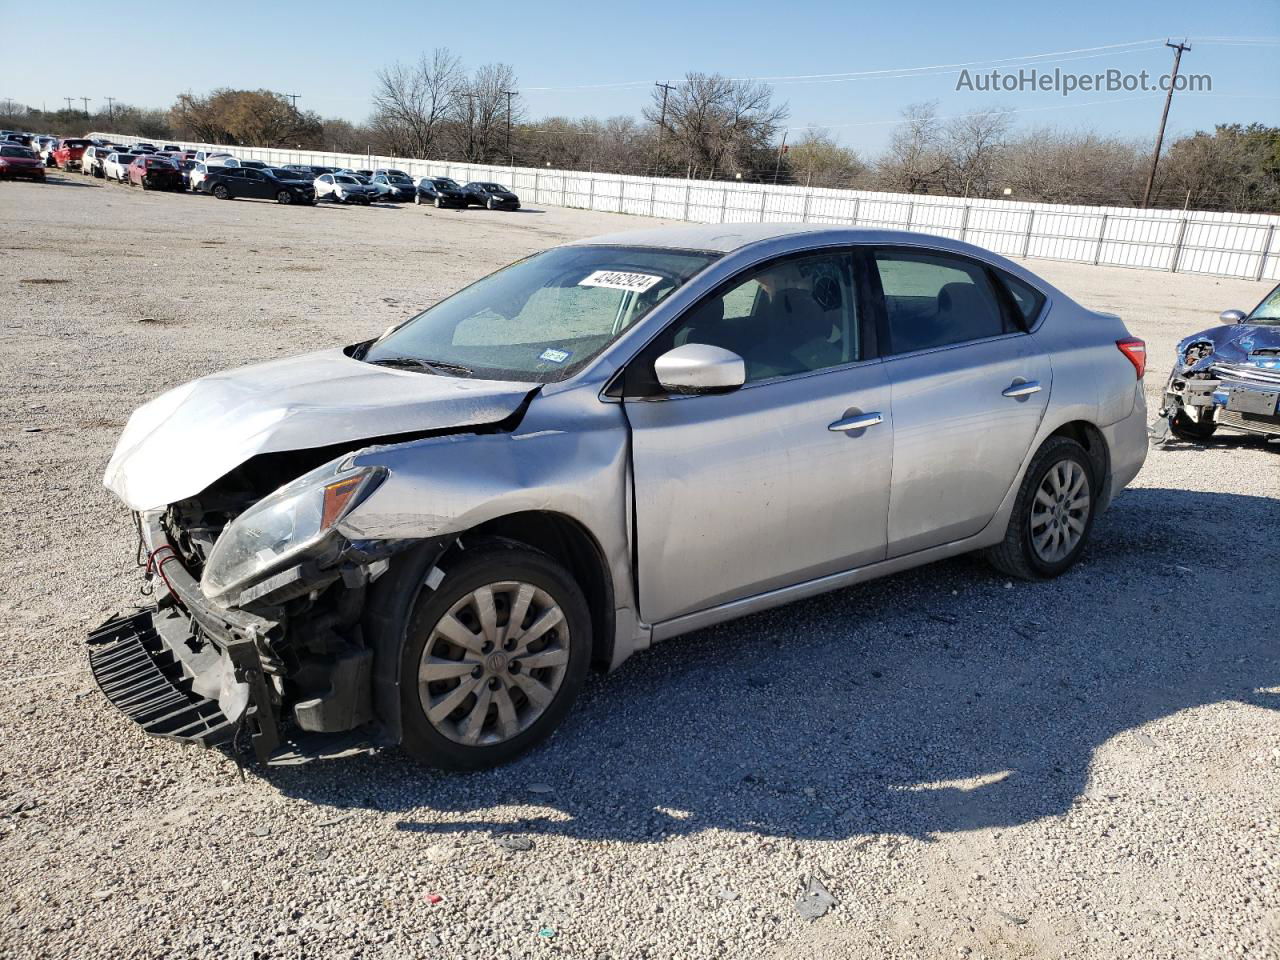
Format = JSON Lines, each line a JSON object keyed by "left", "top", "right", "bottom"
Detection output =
{"left": 94, "top": 224, "right": 1149, "bottom": 770}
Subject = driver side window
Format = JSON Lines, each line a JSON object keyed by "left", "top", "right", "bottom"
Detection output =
{"left": 660, "top": 251, "right": 859, "bottom": 384}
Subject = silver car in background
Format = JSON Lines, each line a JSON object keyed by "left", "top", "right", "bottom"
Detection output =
{"left": 91, "top": 224, "right": 1148, "bottom": 770}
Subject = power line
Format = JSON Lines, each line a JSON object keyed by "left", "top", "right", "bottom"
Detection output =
{"left": 1141, "top": 39, "right": 1191, "bottom": 208}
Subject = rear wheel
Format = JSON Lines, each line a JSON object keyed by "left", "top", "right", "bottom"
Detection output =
{"left": 985, "top": 436, "right": 1096, "bottom": 580}
{"left": 395, "top": 539, "right": 591, "bottom": 769}
{"left": 212, "top": 184, "right": 229, "bottom": 200}
{"left": 1168, "top": 408, "right": 1217, "bottom": 441}
{"left": 435, "top": 196, "right": 443, "bottom": 209}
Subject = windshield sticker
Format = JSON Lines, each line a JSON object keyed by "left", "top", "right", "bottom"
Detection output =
{"left": 579, "top": 270, "right": 663, "bottom": 293}
{"left": 539, "top": 347, "right": 571, "bottom": 364}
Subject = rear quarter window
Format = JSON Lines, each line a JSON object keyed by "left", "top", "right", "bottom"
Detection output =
{"left": 998, "top": 271, "right": 1047, "bottom": 327}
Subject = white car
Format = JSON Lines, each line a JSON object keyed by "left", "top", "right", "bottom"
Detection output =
{"left": 314, "top": 173, "right": 376, "bottom": 204}
{"left": 102, "top": 152, "right": 135, "bottom": 183}
{"left": 35, "top": 136, "right": 57, "bottom": 164}
{"left": 189, "top": 162, "right": 212, "bottom": 192}
{"left": 194, "top": 150, "right": 235, "bottom": 166}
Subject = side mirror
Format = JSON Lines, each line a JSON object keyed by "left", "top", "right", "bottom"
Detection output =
{"left": 1220, "top": 309, "right": 1247, "bottom": 324}
{"left": 653, "top": 343, "right": 746, "bottom": 395}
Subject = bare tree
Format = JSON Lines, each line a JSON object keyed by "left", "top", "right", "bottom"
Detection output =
{"left": 371, "top": 48, "right": 463, "bottom": 158}
{"left": 940, "top": 107, "right": 1012, "bottom": 198}
{"left": 644, "top": 73, "right": 787, "bottom": 179}
{"left": 877, "top": 101, "right": 945, "bottom": 194}
{"left": 448, "top": 63, "right": 521, "bottom": 163}
{"left": 784, "top": 127, "right": 869, "bottom": 188}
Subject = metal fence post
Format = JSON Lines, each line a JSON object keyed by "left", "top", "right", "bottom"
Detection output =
{"left": 649, "top": 181, "right": 657, "bottom": 218}
{"left": 958, "top": 204, "right": 970, "bottom": 242}
{"left": 534, "top": 170, "right": 540, "bottom": 202}
{"left": 719, "top": 186, "right": 729, "bottom": 223}
{"left": 849, "top": 197, "right": 860, "bottom": 226}
{"left": 1170, "top": 217, "right": 1189, "bottom": 273}
{"left": 801, "top": 192, "right": 812, "bottom": 223}
{"left": 561, "top": 175, "right": 568, "bottom": 207}
{"left": 759, "top": 191, "right": 768, "bottom": 222}
{"left": 1093, "top": 214, "right": 1109, "bottom": 265}
{"left": 682, "top": 183, "right": 692, "bottom": 221}
{"left": 905, "top": 201, "right": 915, "bottom": 231}
{"left": 1256, "top": 224, "right": 1275, "bottom": 281}
{"left": 588, "top": 177, "right": 595, "bottom": 210}
{"left": 1022, "top": 210, "right": 1036, "bottom": 258}
{"left": 618, "top": 178, "right": 624, "bottom": 213}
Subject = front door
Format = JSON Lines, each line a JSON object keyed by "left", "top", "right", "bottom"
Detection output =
{"left": 623, "top": 249, "right": 893, "bottom": 624}
{"left": 867, "top": 247, "right": 1052, "bottom": 557}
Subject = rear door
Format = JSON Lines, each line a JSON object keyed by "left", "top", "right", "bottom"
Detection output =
{"left": 866, "top": 247, "right": 1051, "bottom": 558}
{"left": 623, "top": 248, "right": 893, "bottom": 623}
{"left": 238, "top": 168, "right": 269, "bottom": 199}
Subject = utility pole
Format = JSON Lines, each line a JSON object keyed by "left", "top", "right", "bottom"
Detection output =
{"left": 1141, "top": 39, "right": 1191, "bottom": 208}
{"left": 773, "top": 131, "right": 788, "bottom": 184}
{"left": 460, "top": 91, "right": 477, "bottom": 162}
{"left": 652, "top": 81, "right": 675, "bottom": 176}
{"left": 285, "top": 93, "right": 300, "bottom": 111}
{"left": 503, "top": 90, "right": 516, "bottom": 165}
{"left": 79, "top": 97, "right": 91, "bottom": 115}
{"left": 64, "top": 97, "right": 74, "bottom": 112}
{"left": 104, "top": 97, "right": 116, "bottom": 125}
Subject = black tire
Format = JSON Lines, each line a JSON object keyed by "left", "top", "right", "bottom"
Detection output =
{"left": 1168, "top": 409, "right": 1217, "bottom": 441}
{"left": 414, "top": 193, "right": 421, "bottom": 205}
{"left": 487, "top": 197, "right": 495, "bottom": 210}
{"left": 276, "top": 190, "right": 293, "bottom": 205}
{"left": 212, "top": 184, "right": 229, "bottom": 200}
{"left": 435, "top": 196, "right": 443, "bottom": 209}
{"left": 393, "top": 538, "right": 591, "bottom": 770}
{"left": 985, "top": 436, "right": 1097, "bottom": 581}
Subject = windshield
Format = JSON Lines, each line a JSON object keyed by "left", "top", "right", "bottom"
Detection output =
{"left": 364, "top": 246, "right": 719, "bottom": 382}
{"left": 433, "top": 178, "right": 459, "bottom": 189}
{"left": 64, "top": 139, "right": 91, "bottom": 148}
{"left": 0, "top": 146, "right": 36, "bottom": 158}
{"left": 335, "top": 175, "right": 358, "bottom": 184}
{"left": 388, "top": 174, "right": 412, "bottom": 184}
{"left": 1247, "top": 283, "right": 1280, "bottom": 325}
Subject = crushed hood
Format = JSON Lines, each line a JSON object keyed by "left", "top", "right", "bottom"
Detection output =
{"left": 1177, "top": 322, "right": 1280, "bottom": 371}
{"left": 104, "top": 347, "right": 535, "bottom": 511}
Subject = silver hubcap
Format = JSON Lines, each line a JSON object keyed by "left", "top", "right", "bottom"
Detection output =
{"left": 417, "top": 581, "right": 569, "bottom": 746}
{"left": 1030, "top": 459, "right": 1090, "bottom": 563}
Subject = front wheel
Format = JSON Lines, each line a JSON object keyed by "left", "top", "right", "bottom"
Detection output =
{"left": 1168, "top": 409, "right": 1217, "bottom": 441}
{"left": 985, "top": 436, "right": 1096, "bottom": 580}
{"left": 395, "top": 539, "right": 591, "bottom": 769}
{"left": 276, "top": 190, "right": 293, "bottom": 204}
{"left": 212, "top": 184, "right": 229, "bottom": 200}
{"left": 486, "top": 197, "right": 495, "bottom": 210}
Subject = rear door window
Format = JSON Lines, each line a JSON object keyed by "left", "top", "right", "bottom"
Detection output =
{"left": 871, "top": 250, "right": 1009, "bottom": 354}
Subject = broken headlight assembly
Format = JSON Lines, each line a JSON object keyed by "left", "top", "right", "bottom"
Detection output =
{"left": 200, "top": 458, "right": 386, "bottom": 602}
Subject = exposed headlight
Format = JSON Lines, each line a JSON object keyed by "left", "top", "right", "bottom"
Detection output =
{"left": 200, "top": 458, "right": 386, "bottom": 601}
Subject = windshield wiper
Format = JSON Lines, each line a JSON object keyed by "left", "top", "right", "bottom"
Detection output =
{"left": 369, "top": 356, "right": 473, "bottom": 377}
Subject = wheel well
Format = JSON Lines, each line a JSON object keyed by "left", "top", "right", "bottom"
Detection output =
{"left": 467, "top": 512, "right": 616, "bottom": 671}
{"left": 1048, "top": 420, "right": 1111, "bottom": 504}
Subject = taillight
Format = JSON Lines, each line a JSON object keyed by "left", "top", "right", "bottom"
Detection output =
{"left": 1116, "top": 338, "right": 1146, "bottom": 379}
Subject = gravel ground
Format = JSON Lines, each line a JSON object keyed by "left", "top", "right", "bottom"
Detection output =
{"left": 1, "top": 173, "right": 1277, "bottom": 960}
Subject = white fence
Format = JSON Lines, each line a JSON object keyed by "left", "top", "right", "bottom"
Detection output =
{"left": 95, "top": 132, "right": 1280, "bottom": 283}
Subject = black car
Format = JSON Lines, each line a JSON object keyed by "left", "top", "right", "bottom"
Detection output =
{"left": 202, "top": 166, "right": 316, "bottom": 205}
{"left": 371, "top": 171, "right": 416, "bottom": 202}
{"left": 462, "top": 181, "right": 521, "bottom": 210}
{"left": 283, "top": 163, "right": 337, "bottom": 178}
{"left": 414, "top": 176, "right": 468, "bottom": 208}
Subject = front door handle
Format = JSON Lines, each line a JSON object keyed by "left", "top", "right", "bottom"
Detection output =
{"left": 828, "top": 412, "right": 884, "bottom": 432}
{"left": 1002, "top": 380, "right": 1042, "bottom": 398}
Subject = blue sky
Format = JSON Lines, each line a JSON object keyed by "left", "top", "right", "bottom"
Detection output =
{"left": 3, "top": 0, "right": 1276, "bottom": 152}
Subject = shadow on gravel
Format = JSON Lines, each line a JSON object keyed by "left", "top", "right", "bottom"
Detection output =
{"left": 272, "top": 486, "right": 1279, "bottom": 843}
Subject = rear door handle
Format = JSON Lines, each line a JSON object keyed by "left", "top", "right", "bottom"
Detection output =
{"left": 828, "top": 412, "right": 884, "bottom": 432}
{"left": 1002, "top": 380, "right": 1042, "bottom": 398}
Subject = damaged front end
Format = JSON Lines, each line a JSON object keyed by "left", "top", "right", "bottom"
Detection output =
{"left": 1159, "top": 320, "right": 1280, "bottom": 442}
{"left": 89, "top": 457, "right": 418, "bottom": 766}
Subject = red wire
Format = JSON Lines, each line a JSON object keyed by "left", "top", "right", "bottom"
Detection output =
{"left": 144, "top": 544, "right": 183, "bottom": 605}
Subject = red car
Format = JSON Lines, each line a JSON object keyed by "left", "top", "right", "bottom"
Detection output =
{"left": 127, "top": 154, "right": 183, "bottom": 191}
{"left": 52, "top": 138, "right": 93, "bottom": 171}
{"left": 0, "top": 144, "right": 47, "bottom": 181}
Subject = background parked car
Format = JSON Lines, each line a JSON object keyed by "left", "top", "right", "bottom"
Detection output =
{"left": 462, "top": 181, "right": 521, "bottom": 210}
{"left": 82, "top": 145, "right": 113, "bottom": 178}
{"left": 283, "top": 163, "right": 338, "bottom": 178}
{"left": 53, "top": 138, "right": 93, "bottom": 171}
{"left": 202, "top": 165, "right": 316, "bottom": 204}
{"left": 370, "top": 171, "right": 416, "bottom": 202}
{"left": 103, "top": 152, "right": 137, "bottom": 182}
{"left": 0, "top": 144, "right": 46, "bottom": 181}
{"left": 34, "top": 136, "right": 58, "bottom": 164}
{"left": 414, "top": 176, "right": 468, "bottom": 208}
{"left": 127, "top": 155, "right": 183, "bottom": 191}
{"left": 314, "top": 172, "right": 376, "bottom": 204}
{"left": 194, "top": 150, "right": 234, "bottom": 165}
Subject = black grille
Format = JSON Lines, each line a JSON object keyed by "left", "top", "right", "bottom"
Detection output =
{"left": 87, "top": 610, "right": 234, "bottom": 747}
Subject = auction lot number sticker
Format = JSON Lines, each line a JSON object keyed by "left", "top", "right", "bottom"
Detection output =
{"left": 579, "top": 270, "right": 663, "bottom": 293}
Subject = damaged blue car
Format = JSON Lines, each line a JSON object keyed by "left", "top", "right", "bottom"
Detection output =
{"left": 1160, "top": 281, "right": 1280, "bottom": 442}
